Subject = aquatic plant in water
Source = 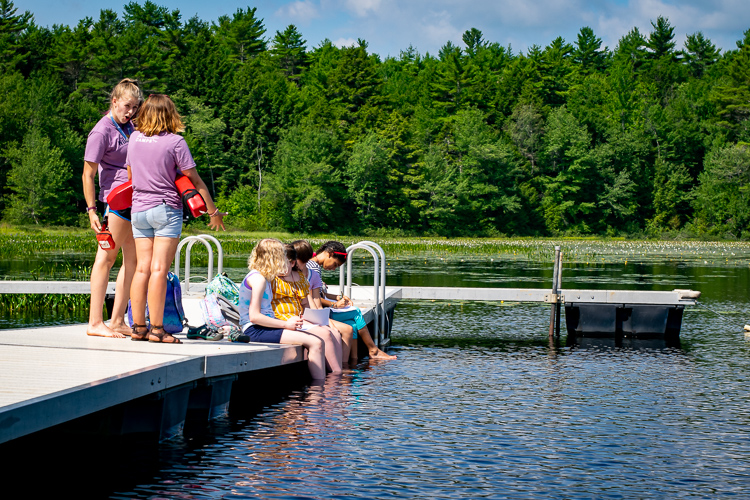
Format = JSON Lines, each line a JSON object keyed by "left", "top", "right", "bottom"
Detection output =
{"left": 0, "top": 294, "right": 90, "bottom": 313}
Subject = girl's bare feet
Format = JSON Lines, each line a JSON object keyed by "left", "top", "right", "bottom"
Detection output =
{"left": 86, "top": 322, "right": 126, "bottom": 338}
{"left": 369, "top": 348, "right": 397, "bottom": 360}
{"left": 109, "top": 323, "right": 132, "bottom": 336}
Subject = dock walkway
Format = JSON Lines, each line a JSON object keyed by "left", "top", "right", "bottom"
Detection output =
{"left": 0, "top": 284, "right": 399, "bottom": 445}
{"left": 0, "top": 323, "right": 304, "bottom": 445}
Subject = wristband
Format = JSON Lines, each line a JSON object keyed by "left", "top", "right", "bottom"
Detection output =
{"left": 86, "top": 206, "right": 96, "bottom": 212}
{"left": 209, "top": 208, "right": 220, "bottom": 217}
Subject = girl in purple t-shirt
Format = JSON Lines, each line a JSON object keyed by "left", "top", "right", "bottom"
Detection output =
{"left": 82, "top": 78, "right": 142, "bottom": 338}
{"left": 126, "top": 94, "right": 225, "bottom": 344}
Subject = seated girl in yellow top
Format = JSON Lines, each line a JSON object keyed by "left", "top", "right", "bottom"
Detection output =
{"left": 271, "top": 244, "right": 343, "bottom": 374}
{"left": 272, "top": 266, "right": 310, "bottom": 320}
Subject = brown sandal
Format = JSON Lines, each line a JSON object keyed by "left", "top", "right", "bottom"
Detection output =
{"left": 148, "top": 325, "right": 182, "bottom": 344}
{"left": 131, "top": 323, "right": 149, "bottom": 341}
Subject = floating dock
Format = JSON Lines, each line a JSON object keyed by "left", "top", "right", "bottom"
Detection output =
{"left": 0, "top": 284, "right": 399, "bottom": 446}
{"left": 0, "top": 241, "right": 701, "bottom": 446}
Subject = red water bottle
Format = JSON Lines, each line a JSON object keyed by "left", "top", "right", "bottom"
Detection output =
{"left": 96, "top": 219, "right": 115, "bottom": 250}
{"left": 175, "top": 175, "right": 207, "bottom": 218}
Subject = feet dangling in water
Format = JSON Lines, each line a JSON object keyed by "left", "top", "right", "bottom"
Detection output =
{"left": 369, "top": 348, "right": 397, "bottom": 360}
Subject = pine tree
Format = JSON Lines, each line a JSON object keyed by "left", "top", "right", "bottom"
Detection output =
{"left": 0, "top": 0, "right": 32, "bottom": 71}
{"left": 50, "top": 18, "right": 93, "bottom": 92}
{"left": 540, "top": 36, "right": 575, "bottom": 107}
{"left": 573, "top": 26, "right": 608, "bottom": 74}
{"left": 613, "top": 27, "right": 647, "bottom": 71}
{"left": 736, "top": 28, "right": 750, "bottom": 49}
{"left": 271, "top": 24, "right": 307, "bottom": 82}
{"left": 682, "top": 32, "right": 720, "bottom": 78}
{"left": 214, "top": 7, "right": 266, "bottom": 64}
{"left": 713, "top": 45, "right": 750, "bottom": 140}
{"left": 83, "top": 10, "right": 126, "bottom": 100}
{"left": 462, "top": 28, "right": 485, "bottom": 57}
{"left": 647, "top": 16, "right": 676, "bottom": 59}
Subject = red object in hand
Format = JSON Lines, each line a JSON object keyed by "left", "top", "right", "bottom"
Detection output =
{"left": 175, "top": 175, "right": 207, "bottom": 218}
{"left": 106, "top": 180, "right": 133, "bottom": 210}
{"left": 96, "top": 220, "right": 115, "bottom": 250}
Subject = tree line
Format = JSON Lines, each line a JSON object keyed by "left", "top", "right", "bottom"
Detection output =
{"left": 1, "top": 0, "right": 749, "bottom": 237}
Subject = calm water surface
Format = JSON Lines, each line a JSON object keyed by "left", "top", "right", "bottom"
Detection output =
{"left": 4, "top": 252, "right": 750, "bottom": 498}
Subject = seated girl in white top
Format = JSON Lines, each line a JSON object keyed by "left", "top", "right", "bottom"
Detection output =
{"left": 238, "top": 238, "right": 327, "bottom": 381}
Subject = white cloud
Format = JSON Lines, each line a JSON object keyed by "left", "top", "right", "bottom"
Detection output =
{"left": 275, "top": 0, "right": 320, "bottom": 25}
{"left": 418, "top": 10, "right": 462, "bottom": 50}
{"left": 332, "top": 37, "right": 358, "bottom": 48}
{"left": 343, "top": 0, "right": 383, "bottom": 17}
{"left": 262, "top": 0, "right": 750, "bottom": 57}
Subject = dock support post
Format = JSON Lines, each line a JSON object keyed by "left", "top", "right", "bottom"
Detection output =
{"left": 556, "top": 251, "right": 563, "bottom": 337}
{"left": 549, "top": 246, "right": 560, "bottom": 339}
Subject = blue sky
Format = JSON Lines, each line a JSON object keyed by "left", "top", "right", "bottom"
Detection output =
{"left": 18, "top": 0, "right": 750, "bottom": 57}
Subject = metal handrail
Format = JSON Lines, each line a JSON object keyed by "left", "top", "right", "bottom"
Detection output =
{"left": 197, "top": 234, "right": 224, "bottom": 275}
{"left": 174, "top": 235, "right": 223, "bottom": 293}
{"left": 354, "top": 240, "right": 386, "bottom": 334}
{"left": 342, "top": 243, "right": 381, "bottom": 346}
{"left": 357, "top": 240, "right": 386, "bottom": 301}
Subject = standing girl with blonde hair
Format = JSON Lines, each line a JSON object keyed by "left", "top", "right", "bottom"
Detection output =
{"left": 238, "top": 239, "right": 327, "bottom": 381}
{"left": 127, "top": 94, "right": 224, "bottom": 343}
{"left": 83, "top": 78, "right": 142, "bottom": 338}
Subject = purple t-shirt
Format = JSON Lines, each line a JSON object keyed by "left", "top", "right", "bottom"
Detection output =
{"left": 126, "top": 131, "right": 197, "bottom": 213}
{"left": 306, "top": 267, "right": 324, "bottom": 291}
{"left": 84, "top": 114, "right": 133, "bottom": 202}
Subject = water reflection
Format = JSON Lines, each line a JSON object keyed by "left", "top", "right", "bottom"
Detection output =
{"left": 89, "top": 298, "right": 750, "bottom": 498}
{"left": 5, "top": 297, "right": 750, "bottom": 499}
{"left": 567, "top": 335, "right": 683, "bottom": 350}
{"left": 5, "top": 252, "right": 750, "bottom": 498}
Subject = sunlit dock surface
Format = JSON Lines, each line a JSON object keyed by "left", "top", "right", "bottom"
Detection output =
{"left": 0, "top": 284, "right": 398, "bottom": 446}
{"left": 0, "top": 322, "right": 305, "bottom": 445}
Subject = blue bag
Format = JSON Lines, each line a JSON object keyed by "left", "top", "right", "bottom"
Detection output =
{"left": 127, "top": 271, "right": 186, "bottom": 334}
{"left": 162, "top": 271, "right": 186, "bottom": 333}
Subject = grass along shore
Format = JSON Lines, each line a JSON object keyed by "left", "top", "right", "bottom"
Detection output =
{"left": 2, "top": 225, "right": 749, "bottom": 316}
{"left": 2, "top": 225, "right": 750, "bottom": 267}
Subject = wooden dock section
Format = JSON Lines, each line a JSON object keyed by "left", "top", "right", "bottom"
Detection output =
{"left": 0, "top": 323, "right": 305, "bottom": 445}
{"left": 394, "top": 286, "right": 699, "bottom": 305}
{"left": 0, "top": 283, "right": 400, "bottom": 446}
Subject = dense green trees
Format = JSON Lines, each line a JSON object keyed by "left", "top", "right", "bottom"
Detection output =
{"left": 1, "top": 1, "right": 748, "bottom": 238}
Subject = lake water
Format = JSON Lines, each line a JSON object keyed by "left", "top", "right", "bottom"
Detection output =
{"left": 3, "top": 245, "right": 750, "bottom": 498}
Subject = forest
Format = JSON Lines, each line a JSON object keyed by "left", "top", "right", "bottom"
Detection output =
{"left": 1, "top": 0, "right": 749, "bottom": 237}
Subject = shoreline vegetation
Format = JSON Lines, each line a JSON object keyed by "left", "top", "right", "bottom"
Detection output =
{"left": 3, "top": 225, "right": 750, "bottom": 316}
{"left": 1, "top": 2, "right": 749, "bottom": 238}
{"left": 2, "top": 225, "right": 750, "bottom": 263}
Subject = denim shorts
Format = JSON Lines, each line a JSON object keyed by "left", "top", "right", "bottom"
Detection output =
{"left": 131, "top": 204, "right": 182, "bottom": 239}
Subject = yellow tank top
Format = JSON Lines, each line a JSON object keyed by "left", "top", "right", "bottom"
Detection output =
{"left": 271, "top": 273, "right": 310, "bottom": 320}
